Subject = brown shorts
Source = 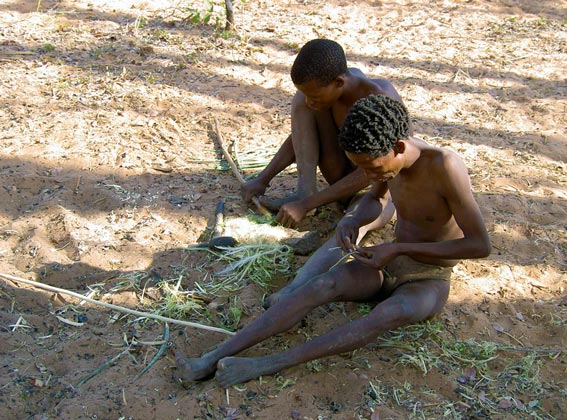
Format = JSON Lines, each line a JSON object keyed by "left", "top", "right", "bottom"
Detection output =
{"left": 381, "top": 255, "right": 453, "bottom": 294}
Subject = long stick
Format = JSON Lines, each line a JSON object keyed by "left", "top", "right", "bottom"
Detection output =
{"left": 212, "top": 116, "right": 273, "bottom": 219}
{"left": 0, "top": 272, "right": 234, "bottom": 335}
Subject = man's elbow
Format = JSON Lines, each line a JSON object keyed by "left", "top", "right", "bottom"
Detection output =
{"left": 476, "top": 239, "right": 492, "bottom": 259}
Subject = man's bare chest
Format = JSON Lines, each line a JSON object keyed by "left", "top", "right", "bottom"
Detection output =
{"left": 389, "top": 180, "right": 450, "bottom": 225}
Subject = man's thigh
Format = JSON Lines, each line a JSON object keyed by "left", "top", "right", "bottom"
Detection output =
{"left": 325, "top": 260, "right": 384, "bottom": 302}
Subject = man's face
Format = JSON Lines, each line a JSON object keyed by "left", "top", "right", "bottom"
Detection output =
{"left": 295, "top": 78, "right": 343, "bottom": 111}
{"left": 346, "top": 148, "right": 403, "bottom": 183}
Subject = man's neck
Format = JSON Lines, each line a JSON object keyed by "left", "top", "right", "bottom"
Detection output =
{"left": 400, "top": 138, "right": 422, "bottom": 172}
{"left": 339, "top": 71, "right": 362, "bottom": 105}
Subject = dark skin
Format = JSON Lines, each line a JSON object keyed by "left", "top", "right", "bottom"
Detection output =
{"left": 241, "top": 68, "right": 405, "bottom": 227}
{"left": 176, "top": 136, "right": 491, "bottom": 387}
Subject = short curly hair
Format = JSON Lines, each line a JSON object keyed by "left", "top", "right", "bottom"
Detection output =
{"left": 338, "top": 95, "right": 410, "bottom": 157}
{"left": 290, "top": 39, "right": 347, "bottom": 86}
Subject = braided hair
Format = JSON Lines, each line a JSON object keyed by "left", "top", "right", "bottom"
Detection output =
{"left": 291, "top": 39, "right": 347, "bottom": 86}
{"left": 338, "top": 95, "right": 410, "bottom": 157}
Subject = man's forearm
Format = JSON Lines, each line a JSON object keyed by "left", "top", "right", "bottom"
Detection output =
{"left": 344, "top": 193, "right": 386, "bottom": 228}
{"left": 256, "top": 135, "right": 295, "bottom": 184}
{"left": 299, "top": 168, "right": 369, "bottom": 212}
{"left": 394, "top": 237, "right": 492, "bottom": 261}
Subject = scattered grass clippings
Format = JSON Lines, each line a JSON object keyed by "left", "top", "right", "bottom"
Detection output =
{"left": 156, "top": 277, "right": 208, "bottom": 320}
{"left": 204, "top": 242, "right": 293, "bottom": 294}
{"left": 360, "top": 320, "right": 563, "bottom": 419}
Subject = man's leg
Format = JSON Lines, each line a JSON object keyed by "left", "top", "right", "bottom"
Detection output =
{"left": 176, "top": 260, "right": 383, "bottom": 383}
{"left": 315, "top": 110, "right": 352, "bottom": 186}
{"left": 216, "top": 278, "right": 451, "bottom": 387}
{"left": 261, "top": 94, "right": 340, "bottom": 210}
{"left": 290, "top": 93, "right": 320, "bottom": 200}
{"left": 264, "top": 194, "right": 395, "bottom": 308}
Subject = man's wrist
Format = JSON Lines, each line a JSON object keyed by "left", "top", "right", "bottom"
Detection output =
{"left": 393, "top": 242, "right": 410, "bottom": 258}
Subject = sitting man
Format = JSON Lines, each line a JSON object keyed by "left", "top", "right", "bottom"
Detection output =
{"left": 241, "top": 39, "right": 406, "bottom": 227}
{"left": 176, "top": 95, "right": 491, "bottom": 387}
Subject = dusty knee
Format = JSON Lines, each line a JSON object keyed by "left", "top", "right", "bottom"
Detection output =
{"left": 370, "top": 295, "right": 427, "bottom": 329}
{"left": 299, "top": 274, "right": 339, "bottom": 302}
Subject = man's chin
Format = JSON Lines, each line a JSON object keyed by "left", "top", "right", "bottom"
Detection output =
{"left": 309, "top": 104, "right": 330, "bottom": 111}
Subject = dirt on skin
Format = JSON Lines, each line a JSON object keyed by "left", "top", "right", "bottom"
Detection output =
{"left": 0, "top": 0, "right": 566, "bottom": 419}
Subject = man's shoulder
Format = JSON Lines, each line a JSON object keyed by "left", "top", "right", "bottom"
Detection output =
{"left": 432, "top": 149, "right": 469, "bottom": 185}
{"left": 417, "top": 141, "right": 465, "bottom": 172}
{"left": 348, "top": 68, "right": 391, "bottom": 86}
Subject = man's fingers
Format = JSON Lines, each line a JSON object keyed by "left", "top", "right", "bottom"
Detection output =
{"left": 353, "top": 253, "right": 374, "bottom": 267}
{"left": 343, "top": 236, "right": 354, "bottom": 252}
{"left": 276, "top": 211, "right": 293, "bottom": 228}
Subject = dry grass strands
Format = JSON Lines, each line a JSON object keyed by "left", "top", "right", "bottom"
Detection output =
{"left": 190, "top": 242, "right": 293, "bottom": 294}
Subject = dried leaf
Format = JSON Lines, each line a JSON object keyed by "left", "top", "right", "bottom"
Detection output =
{"left": 152, "top": 165, "right": 173, "bottom": 173}
{"left": 493, "top": 323, "right": 506, "bottom": 333}
{"left": 498, "top": 398, "right": 513, "bottom": 409}
{"left": 31, "top": 378, "right": 47, "bottom": 388}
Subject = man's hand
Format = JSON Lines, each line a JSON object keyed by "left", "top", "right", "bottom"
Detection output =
{"left": 353, "top": 243, "right": 398, "bottom": 269}
{"left": 276, "top": 200, "right": 308, "bottom": 228}
{"left": 241, "top": 178, "right": 268, "bottom": 203}
{"left": 336, "top": 218, "right": 360, "bottom": 252}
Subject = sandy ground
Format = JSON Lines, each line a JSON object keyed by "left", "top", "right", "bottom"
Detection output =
{"left": 0, "top": 0, "right": 566, "bottom": 419}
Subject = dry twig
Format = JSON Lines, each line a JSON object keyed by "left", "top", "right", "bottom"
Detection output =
{"left": 0, "top": 272, "right": 234, "bottom": 335}
{"left": 212, "top": 116, "right": 273, "bottom": 219}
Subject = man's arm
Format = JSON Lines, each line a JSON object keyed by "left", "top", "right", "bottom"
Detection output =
{"left": 276, "top": 168, "right": 369, "bottom": 227}
{"left": 241, "top": 135, "right": 295, "bottom": 202}
{"left": 336, "top": 181, "right": 390, "bottom": 251}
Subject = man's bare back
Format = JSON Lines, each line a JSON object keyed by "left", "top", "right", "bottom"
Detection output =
{"left": 327, "top": 70, "right": 401, "bottom": 127}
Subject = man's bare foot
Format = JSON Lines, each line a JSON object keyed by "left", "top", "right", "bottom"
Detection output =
{"left": 262, "top": 286, "right": 297, "bottom": 309}
{"left": 216, "top": 356, "right": 280, "bottom": 388}
{"left": 262, "top": 291, "right": 283, "bottom": 309}
{"left": 175, "top": 351, "right": 217, "bottom": 382}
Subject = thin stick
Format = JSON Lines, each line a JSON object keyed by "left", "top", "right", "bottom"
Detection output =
{"left": 74, "top": 176, "right": 81, "bottom": 195}
{"left": 212, "top": 116, "right": 273, "bottom": 219}
{"left": 495, "top": 345, "right": 567, "bottom": 354}
{"left": 0, "top": 272, "right": 234, "bottom": 335}
{"left": 328, "top": 250, "right": 359, "bottom": 271}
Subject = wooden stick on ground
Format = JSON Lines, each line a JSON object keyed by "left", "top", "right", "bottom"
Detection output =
{"left": 0, "top": 272, "right": 235, "bottom": 336}
{"left": 212, "top": 116, "right": 273, "bottom": 219}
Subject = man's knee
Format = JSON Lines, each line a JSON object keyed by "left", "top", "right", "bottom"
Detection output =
{"left": 372, "top": 295, "right": 415, "bottom": 325}
{"left": 387, "top": 282, "right": 449, "bottom": 324}
{"left": 299, "top": 273, "right": 339, "bottom": 302}
{"left": 291, "top": 91, "right": 310, "bottom": 114}
{"left": 369, "top": 291, "right": 439, "bottom": 329}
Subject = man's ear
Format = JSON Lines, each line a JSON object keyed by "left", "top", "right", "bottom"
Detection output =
{"left": 393, "top": 140, "right": 406, "bottom": 155}
{"left": 334, "top": 75, "right": 345, "bottom": 89}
